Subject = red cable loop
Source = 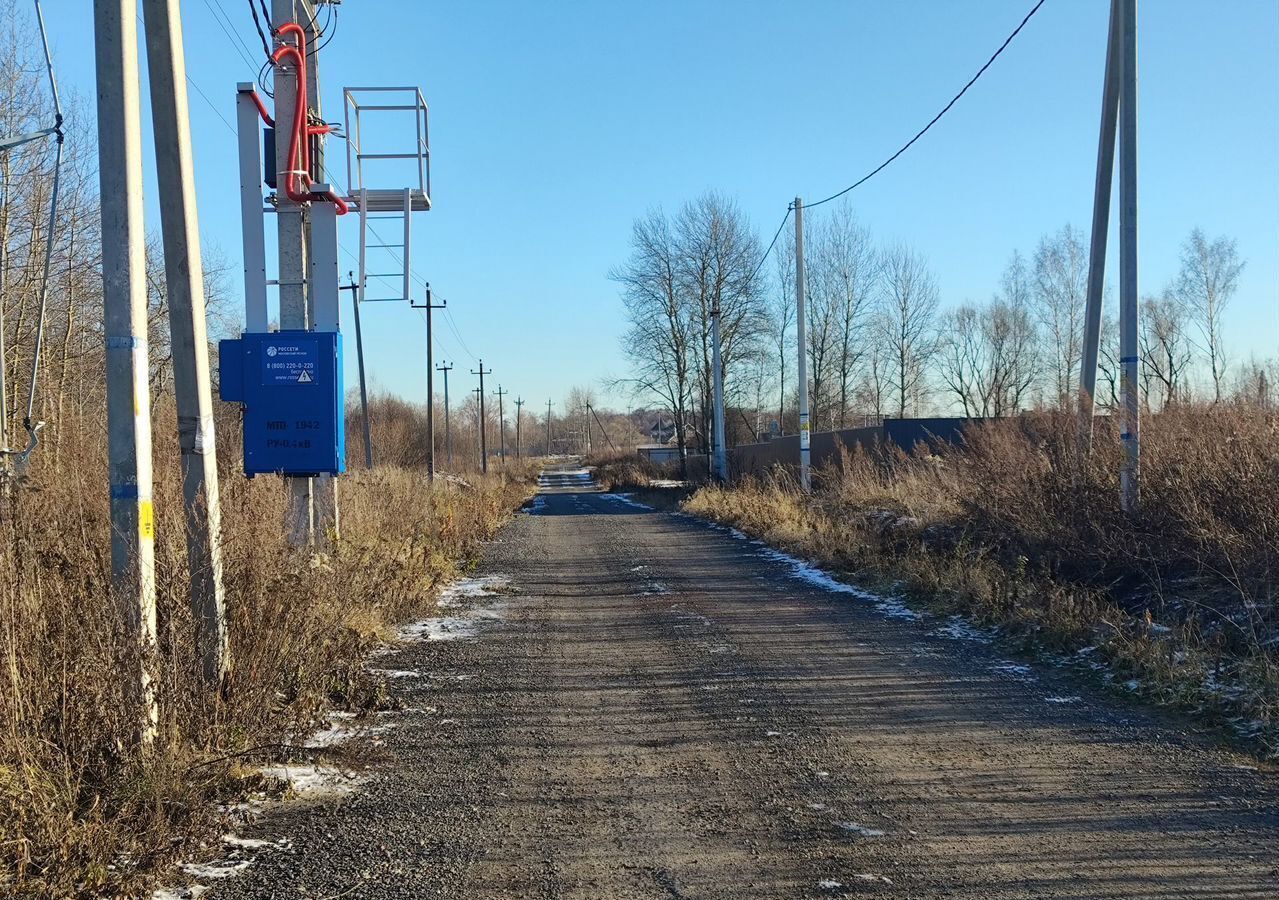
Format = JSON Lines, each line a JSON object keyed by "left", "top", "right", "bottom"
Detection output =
{"left": 269, "top": 23, "right": 347, "bottom": 215}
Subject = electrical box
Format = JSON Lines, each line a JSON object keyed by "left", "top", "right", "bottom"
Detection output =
{"left": 218, "top": 331, "right": 346, "bottom": 477}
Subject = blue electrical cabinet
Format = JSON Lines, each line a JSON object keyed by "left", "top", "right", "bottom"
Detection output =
{"left": 219, "top": 331, "right": 346, "bottom": 477}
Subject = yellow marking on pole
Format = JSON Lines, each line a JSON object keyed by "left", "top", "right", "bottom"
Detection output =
{"left": 138, "top": 499, "right": 155, "bottom": 541}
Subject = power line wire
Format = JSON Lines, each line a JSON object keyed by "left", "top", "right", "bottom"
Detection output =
{"left": 745, "top": 206, "right": 792, "bottom": 289}
{"left": 803, "top": 0, "right": 1048, "bottom": 209}
{"left": 199, "top": 0, "right": 258, "bottom": 72}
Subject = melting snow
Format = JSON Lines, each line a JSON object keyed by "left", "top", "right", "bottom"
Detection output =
{"left": 752, "top": 546, "right": 922, "bottom": 621}
{"left": 602, "top": 492, "right": 654, "bottom": 510}
{"left": 838, "top": 821, "right": 886, "bottom": 837}
{"left": 1045, "top": 695, "right": 1082, "bottom": 704}
{"left": 257, "top": 763, "right": 364, "bottom": 797}
{"left": 931, "top": 616, "right": 993, "bottom": 643}
{"left": 393, "top": 574, "right": 513, "bottom": 644}
{"left": 991, "top": 662, "right": 1035, "bottom": 679}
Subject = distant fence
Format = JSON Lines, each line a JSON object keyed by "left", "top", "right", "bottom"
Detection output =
{"left": 728, "top": 417, "right": 978, "bottom": 478}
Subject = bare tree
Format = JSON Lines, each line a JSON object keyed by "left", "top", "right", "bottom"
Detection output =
{"left": 610, "top": 209, "right": 694, "bottom": 474}
{"left": 1139, "top": 291, "right": 1194, "bottom": 411}
{"left": 676, "top": 192, "right": 767, "bottom": 455}
{"left": 770, "top": 229, "right": 795, "bottom": 431}
{"left": 1173, "top": 228, "right": 1244, "bottom": 402}
{"left": 813, "top": 202, "right": 875, "bottom": 427}
{"left": 1032, "top": 224, "right": 1087, "bottom": 407}
{"left": 877, "top": 244, "right": 938, "bottom": 418}
{"left": 938, "top": 296, "right": 1037, "bottom": 418}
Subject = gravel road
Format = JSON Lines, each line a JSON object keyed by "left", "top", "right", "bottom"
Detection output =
{"left": 200, "top": 463, "right": 1279, "bottom": 899}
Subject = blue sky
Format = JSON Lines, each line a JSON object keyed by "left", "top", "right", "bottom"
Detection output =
{"left": 46, "top": 0, "right": 1278, "bottom": 410}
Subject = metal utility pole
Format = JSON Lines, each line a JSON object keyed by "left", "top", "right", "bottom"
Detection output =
{"left": 472, "top": 360, "right": 491, "bottom": 473}
{"left": 1118, "top": 0, "right": 1140, "bottom": 512}
{"left": 493, "top": 385, "right": 508, "bottom": 462}
{"left": 141, "top": 0, "right": 228, "bottom": 687}
{"left": 710, "top": 301, "right": 727, "bottom": 481}
{"left": 346, "top": 274, "right": 373, "bottom": 468}
{"left": 546, "top": 398, "right": 552, "bottom": 457}
{"left": 96, "top": 0, "right": 158, "bottom": 743}
{"left": 273, "top": 0, "right": 313, "bottom": 545}
{"left": 793, "top": 198, "right": 811, "bottom": 493}
{"left": 421, "top": 287, "right": 446, "bottom": 479}
{"left": 436, "top": 361, "right": 453, "bottom": 467}
{"left": 1079, "top": 0, "right": 1122, "bottom": 452}
{"left": 514, "top": 397, "right": 524, "bottom": 459}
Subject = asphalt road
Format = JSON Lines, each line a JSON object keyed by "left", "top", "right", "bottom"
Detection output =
{"left": 200, "top": 462, "right": 1279, "bottom": 899}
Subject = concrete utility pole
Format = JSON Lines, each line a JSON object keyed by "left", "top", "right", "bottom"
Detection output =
{"left": 347, "top": 274, "right": 373, "bottom": 468}
{"left": 493, "top": 385, "right": 508, "bottom": 462}
{"left": 436, "top": 361, "right": 453, "bottom": 467}
{"left": 472, "top": 360, "right": 491, "bottom": 473}
{"left": 1079, "top": 0, "right": 1122, "bottom": 452}
{"left": 582, "top": 404, "right": 592, "bottom": 454}
{"left": 141, "top": 0, "right": 229, "bottom": 687}
{"left": 710, "top": 301, "right": 728, "bottom": 481}
{"left": 421, "top": 287, "right": 446, "bottom": 479}
{"left": 514, "top": 397, "right": 524, "bottom": 458}
{"left": 793, "top": 198, "right": 811, "bottom": 493}
{"left": 274, "top": 0, "right": 313, "bottom": 545}
{"left": 1118, "top": 0, "right": 1140, "bottom": 512}
{"left": 546, "top": 398, "right": 552, "bottom": 457}
{"left": 96, "top": 0, "right": 158, "bottom": 743}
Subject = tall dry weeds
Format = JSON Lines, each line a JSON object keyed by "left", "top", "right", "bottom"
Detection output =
{"left": 688, "top": 404, "right": 1279, "bottom": 756}
{"left": 0, "top": 405, "right": 533, "bottom": 896}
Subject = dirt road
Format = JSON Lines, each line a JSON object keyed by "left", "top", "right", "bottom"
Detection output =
{"left": 203, "top": 463, "right": 1278, "bottom": 899}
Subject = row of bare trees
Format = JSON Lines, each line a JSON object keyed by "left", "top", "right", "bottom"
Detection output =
{"left": 615, "top": 192, "right": 1262, "bottom": 447}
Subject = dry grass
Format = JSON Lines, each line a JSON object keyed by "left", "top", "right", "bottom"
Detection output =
{"left": 687, "top": 405, "right": 1279, "bottom": 757}
{"left": 0, "top": 413, "right": 533, "bottom": 896}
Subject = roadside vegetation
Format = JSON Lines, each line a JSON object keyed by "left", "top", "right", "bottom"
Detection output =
{"left": 0, "top": 401, "right": 534, "bottom": 896}
{"left": 683, "top": 404, "right": 1278, "bottom": 758}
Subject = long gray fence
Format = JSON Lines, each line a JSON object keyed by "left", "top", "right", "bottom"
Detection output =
{"left": 728, "top": 417, "right": 977, "bottom": 478}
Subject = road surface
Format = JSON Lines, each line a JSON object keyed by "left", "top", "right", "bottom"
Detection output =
{"left": 203, "top": 462, "right": 1279, "bottom": 899}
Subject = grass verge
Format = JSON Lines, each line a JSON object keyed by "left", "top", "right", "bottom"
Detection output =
{"left": 0, "top": 461, "right": 533, "bottom": 897}
{"left": 683, "top": 406, "right": 1278, "bottom": 759}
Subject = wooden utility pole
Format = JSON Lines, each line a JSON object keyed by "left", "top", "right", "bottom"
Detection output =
{"left": 514, "top": 396, "right": 524, "bottom": 459}
{"left": 141, "top": 0, "right": 229, "bottom": 687}
{"left": 436, "top": 361, "right": 453, "bottom": 467}
{"left": 493, "top": 385, "right": 508, "bottom": 462}
{"left": 793, "top": 198, "right": 811, "bottom": 493}
{"left": 421, "top": 287, "right": 446, "bottom": 479}
{"left": 472, "top": 360, "right": 491, "bottom": 473}
{"left": 1079, "top": 0, "right": 1122, "bottom": 451}
{"left": 1118, "top": 0, "right": 1140, "bottom": 511}
{"left": 96, "top": 0, "right": 158, "bottom": 743}
{"left": 546, "top": 398, "right": 552, "bottom": 457}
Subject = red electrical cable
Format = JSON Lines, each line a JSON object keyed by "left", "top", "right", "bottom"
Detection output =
{"left": 270, "top": 22, "right": 348, "bottom": 215}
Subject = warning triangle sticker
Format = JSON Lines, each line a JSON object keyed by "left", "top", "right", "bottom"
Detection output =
{"left": 297, "top": 370, "right": 313, "bottom": 383}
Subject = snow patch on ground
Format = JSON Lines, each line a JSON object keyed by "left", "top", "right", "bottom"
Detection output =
{"left": 257, "top": 763, "right": 365, "bottom": 797}
{"left": 1045, "top": 695, "right": 1082, "bottom": 704}
{"left": 753, "top": 546, "right": 923, "bottom": 622}
{"left": 602, "top": 492, "right": 654, "bottom": 510}
{"left": 931, "top": 616, "right": 994, "bottom": 643}
{"left": 838, "top": 821, "right": 886, "bottom": 837}
{"left": 393, "top": 574, "right": 513, "bottom": 644}
{"left": 155, "top": 835, "right": 292, "bottom": 898}
{"left": 991, "top": 662, "right": 1035, "bottom": 679}
{"left": 649, "top": 479, "right": 686, "bottom": 488}
{"left": 528, "top": 495, "right": 548, "bottom": 514}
